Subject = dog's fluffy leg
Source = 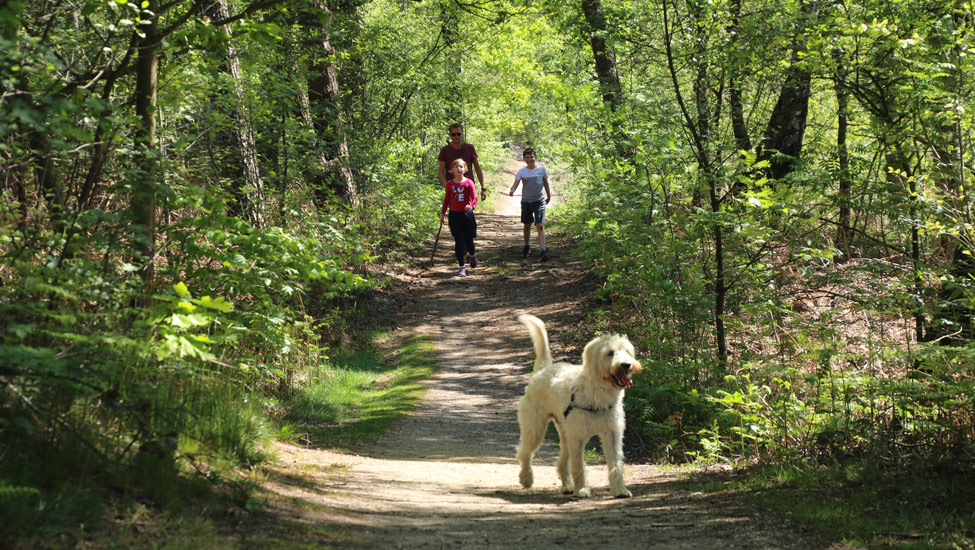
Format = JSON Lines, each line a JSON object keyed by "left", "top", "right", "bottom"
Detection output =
{"left": 565, "top": 436, "right": 591, "bottom": 498}
{"left": 602, "top": 430, "right": 632, "bottom": 498}
{"left": 517, "top": 314, "right": 552, "bottom": 372}
{"left": 516, "top": 401, "right": 547, "bottom": 488}
{"left": 554, "top": 423, "right": 573, "bottom": 494}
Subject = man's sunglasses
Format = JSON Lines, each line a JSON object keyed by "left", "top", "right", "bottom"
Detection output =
{"left": 450, "top": 132, "right": 462, "bottom": 136}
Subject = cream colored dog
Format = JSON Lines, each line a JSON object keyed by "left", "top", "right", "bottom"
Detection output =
{"left": 515, "top": 314, "right": 641, "bottom": 498}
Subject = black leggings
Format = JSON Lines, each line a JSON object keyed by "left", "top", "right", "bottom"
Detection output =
{"left": 447, "top": 210, "right": 477, "bottom": 266}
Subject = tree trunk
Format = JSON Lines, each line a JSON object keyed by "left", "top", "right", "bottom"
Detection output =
{"left": 663, "top": 0, "right": 727, "bottom": 369}
{"left": 581, "top": 0, "right": 623, "bottom": 113}
{"left": 834, "top": 61, "right": 852, "bottom": 263}
{"left": 885, "top": 146, "right": 925, "bottom": 342}
{"left": 131, "top": 13, "right": 159, "bottom": 289}
{"left": 304, "top": 0, "right": 357, "bottom": 207}
{"left": 727, "top": 0, "right": 751, "bottom": 154}
{"left": 10, "top": 72, "right": 64, "bottom": 229}
{"left": 206, "top": 0, "right": 266, "bottom": 227}
{"left": 756, "top": 0, "right": 818, "bottom": 180}
{"left": 927, "top": 24, "right": 973, "bottom": 345}
{"left": 331, "top": 0, "right": 366, "bottom": 185}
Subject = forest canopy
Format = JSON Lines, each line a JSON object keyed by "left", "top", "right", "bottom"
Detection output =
{"left": 1, "top": 0, "right": 973, "bottom": 543}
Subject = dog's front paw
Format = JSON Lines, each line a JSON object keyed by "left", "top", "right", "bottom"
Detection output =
{"left": 519, "top": 467, "right": 534, "bottom": 489}
{"left": 613, "top": 488, "right": 632, "bottom": 498}
{"left": 559, "top": 484, "right": 574, "bottom": 494}
{"left": 574, "top": 487, "right": 592, "bottom": 498}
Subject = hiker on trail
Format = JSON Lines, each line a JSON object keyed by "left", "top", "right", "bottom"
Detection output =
{"left": 440, "top": 158, "right": 479, "bottom": 277}
{"left": 438, "top": 123, "right": 486, "bottom": 201}
{"left": 509, "top": 147, "right": 552, "bottom": 261}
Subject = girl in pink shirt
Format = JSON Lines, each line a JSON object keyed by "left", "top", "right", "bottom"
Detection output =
{"left": 440, "top": 159, "right": 479, "bottom": 276}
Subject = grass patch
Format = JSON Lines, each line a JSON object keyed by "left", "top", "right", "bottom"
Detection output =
{"left": 287, "top": 331, "right": 436, "bottom": 447}
{"left": 695, "top": 458, "right": 975, "bottom": 549}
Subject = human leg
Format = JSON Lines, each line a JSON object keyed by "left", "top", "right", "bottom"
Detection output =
{"left": 533, "top": 201, "right": 549, "bottom": 261}
{"left": 463, "top": 212, "right": 477, "bottom": 263}
{"left": 447, "top": 211, "right": 467, "bottom": 267}
{"left": 520, "top": 203, "right": 534, "bottom": 257}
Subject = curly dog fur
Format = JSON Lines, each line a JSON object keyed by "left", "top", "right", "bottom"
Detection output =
{"left": 515, "top": 314, "right": 641, "bottom": 498}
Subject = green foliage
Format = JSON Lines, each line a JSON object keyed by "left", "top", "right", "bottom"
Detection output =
{"left": 4, "top": 0, "right": 975, "bottom": 543}
{"left": 710, "top": 458, "right": 975, "bottom": 548}
{"left": 288, "top": 331, "right": 437, "bottom": 448}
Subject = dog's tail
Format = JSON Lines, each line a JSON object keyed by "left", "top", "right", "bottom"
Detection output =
{"left": 517, "top": 314, "right": 552, "bottom": 372}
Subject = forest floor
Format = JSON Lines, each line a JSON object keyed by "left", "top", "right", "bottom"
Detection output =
{"left": 231, "top": 156, "right": 837, "bottom": 549}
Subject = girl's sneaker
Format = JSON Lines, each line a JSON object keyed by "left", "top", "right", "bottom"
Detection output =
{"left": 522, "top": 244, "right": 530, "bottom": 258}
{"left": 540, "top": 249, "right": 550, "bottom": 262}
{"left": 470, "top": 255, "right": 478, "bottom": 268}
{"left": 458, "top": 268, "right": 467, "bottom": 277}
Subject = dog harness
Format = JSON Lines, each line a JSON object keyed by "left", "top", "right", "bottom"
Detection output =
{"left": 563, "top": 392, "right": 611, "bottom": 418}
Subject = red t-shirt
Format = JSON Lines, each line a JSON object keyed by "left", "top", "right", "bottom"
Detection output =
{"left": 438, "top": 143, "right": 478, "bottom": 181}
{"left": 441, "top": 178, "right": 478, "bottom": 215}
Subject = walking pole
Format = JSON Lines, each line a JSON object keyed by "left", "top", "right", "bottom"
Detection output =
{"left": 429, "top": 219, "right": 444, "bottom": 266}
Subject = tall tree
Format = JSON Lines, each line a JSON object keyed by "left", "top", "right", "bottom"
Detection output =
{"left": 833, "top": 53, "right": 853, "bottom": 262}
{"left": 754, "top": 0, "right": 818, "bottom": 180}
{"left": 131, "top": 0, "right": 160, "bottom": 288}
{"left": 662, "top": 0, "right": 729, "bottom": 368}
{"left": 581, "top": 0, "right": 623, "bottom": 114}
{"left": 205, "top": 0, "right": 267, "bottom": 227}
{"left": 303, "top": 0, "right": 358, "bottom": 206}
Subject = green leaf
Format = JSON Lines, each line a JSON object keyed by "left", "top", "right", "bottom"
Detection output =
{"left": 198, "top": 295, "right": 233, "bottom": 313}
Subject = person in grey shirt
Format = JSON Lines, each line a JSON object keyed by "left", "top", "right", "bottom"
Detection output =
{"left": 509, "top": 148, "right": 552, "bottom": 261}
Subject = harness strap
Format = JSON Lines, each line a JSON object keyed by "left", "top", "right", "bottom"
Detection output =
{"left": 563, "top": 392, "right": 611, "bottom": 418}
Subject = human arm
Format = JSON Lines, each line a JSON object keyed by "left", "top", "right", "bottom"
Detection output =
{"left": 440, "top": 187, "right": 450, "bottom": 222}
{"left": 472, "top": 157, "right": 486, "bottom": 198}
{"left": 509, "top": 175, "right": 521, "bottom": 196}
{"left": 466, "top": 179, "right": 477, "bottom": 211}
{"left": 438, "top": 159, "right": 448, "bottom": 187}
{"left": 543, "top": 175, "right": 552, "bottom": 204}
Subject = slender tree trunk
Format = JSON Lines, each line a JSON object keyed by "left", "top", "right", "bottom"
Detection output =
{"left": 834, "top": 60, "right": 852, "bottom": 262}
{"left": 205, "top": 0, "right": 266, "bottom": 226}
{"left": 884, "top": 145, "right": 924, "bottom": 342}
{"left": 331, "top": 0, "right": 366, "bottom": 185}
{"left": 581, "top": 0, "right": 624, "bottom": 113}
{"left": 131, "top": 12, "right": 159, "bottom": 289}
{"left": 927, "top": 23, "right": 973, "bottom": 344}
{"left": 11, "top": 74, "right": 64, "bottom": 229}
{"left": 727, "top": 0, "right": 751, "bottom": 154}
{"left": 1, "top": 4, "right": 30, "bottom": 219}
{"left": 663, "top": 0, "right": 727, "bottom": 369}
{"left": 304, "top": 0, "right": 357, "bottom": 207}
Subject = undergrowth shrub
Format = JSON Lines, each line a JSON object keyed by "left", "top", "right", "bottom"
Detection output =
{"left": 559, "top": 155, "right": 975, "bottom": 468}
{"left": 0, "top": 185, "right": 379, "bottom": 541}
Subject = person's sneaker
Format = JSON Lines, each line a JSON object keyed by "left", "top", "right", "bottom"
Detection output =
{"left": 458, "top": 268, "right": 467, "bottom": 277}
{"left": 470, "top": 255, "right": 478, "bottom": 268}
{"left": 521, "top": 244, "right": 530, "bottom": 258}
{"left": 540, "top": 249, "right": 550, "bottom": 262}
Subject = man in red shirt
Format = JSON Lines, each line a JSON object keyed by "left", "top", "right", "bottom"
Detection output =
{"left": 438, "top": 123, "right": 486, "bottom": 201}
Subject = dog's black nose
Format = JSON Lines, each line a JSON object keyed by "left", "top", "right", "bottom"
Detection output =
{"left": 621, "top": 363, "right": 631, "bottom": 371}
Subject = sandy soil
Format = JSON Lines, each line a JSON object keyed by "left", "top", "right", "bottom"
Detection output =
{"left": 236, "top": 158, "right": 829, "bottom": 549}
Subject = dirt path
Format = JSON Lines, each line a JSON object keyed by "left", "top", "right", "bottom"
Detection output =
{"left": 241, "top": 160, "right": 825, "bottom": 549}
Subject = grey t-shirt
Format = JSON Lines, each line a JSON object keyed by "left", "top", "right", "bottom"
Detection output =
{"left": 515, "top": 166, "right": 549, "bottom": 203}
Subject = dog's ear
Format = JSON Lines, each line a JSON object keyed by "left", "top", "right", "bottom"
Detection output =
{"left": 581, "top": 336, "right": 604, "bottom": 372}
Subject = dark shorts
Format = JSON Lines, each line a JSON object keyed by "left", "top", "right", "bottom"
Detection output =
{"left": 521, "top": 200, "right": 546, "bottom": 225}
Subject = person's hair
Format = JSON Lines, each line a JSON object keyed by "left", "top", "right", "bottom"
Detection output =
{"left": 450, "top": 158, "right": 466, "bottom": 170}
{"left": 448, "top": 123, "right": 463, "bottom": 132}
{"left": 523, "top": 148, "right": 536, "bottom": 158}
